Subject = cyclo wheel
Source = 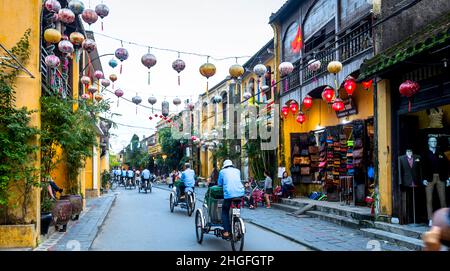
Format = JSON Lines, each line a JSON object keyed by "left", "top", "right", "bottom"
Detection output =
{"left": 195, "top": 210, "right": 204, "bottom": 244}
{"left": 170, "top": 193, "right": 175, "bottom": 213}
{"left": 231, "top": 217, "right": 245, "bottom": 251}
{"left": 186, "top": 194, "right": 192, "bottom": 216}
{"left": 149, "top": 182, "right": 152, "bottom": 193}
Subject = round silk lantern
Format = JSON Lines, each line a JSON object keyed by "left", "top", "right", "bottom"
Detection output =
{"left": 114, "top": 89, "right": 124, "bottom": 106}
{"left": 253, "top": 64, "right": 267, "bottom": 78}
{"left": 82, "top": 39, "right": 96, "bottom": 53}
{"left": 229, "top": 64, "right": 244, "bottom": 79}
{"left": 44, "top": 29, "right": 61, "bottom": 44}
{"left": 94, "top": 70, "right": 104, "bottom": 80}
{"left": 88, "top": 85, "right": 97, "bottom": 94}
{"left": 45, "top": 0, "right": 61, "bottom": 13}
{"left": 81, "top": 76, "right": 91, "bottom": 86}
{"left": 68, "top": 0, "right": 84, "bottom": 15}
{"left": 69, "top": 32, "right": 85, "bottom": 47}
{"left": 172, "top": 57, "right": 186, "bottom": 86}
{"left": 58, "top": 8, "right": 75, "bottom": 24}
{"left": 45, "top": 55, "right": 60, "bottom": 68}
{"left": 161, "top": 101, "right": 170, "bottom": 117}
{"left": 303, "top": 95, "right": 313, "bottom": 110}
{"left": 148, "top": 96, "right": 157, "bottom": 113}
{"left": 95, "top": 3, "right": 109, "bottom": 31}
{"left": 81, "top": 93, "right": 90, "bottom": 100}
{"left": 281, "top": 106, "right": 289, "bottom": 118}
{"left": 109, "top": 58, "right": 118, "bottom": 69}
{"left": 115, "top": 47, "right": 129, "bottom": 74}
{"left": 173, "top": 97, "right": 182, "bottom": 107}
{"left": 322, "top": 86, "right": 335, "bottom": 104}
{"left": 58, "top": 40, "right": 74, "bottom": 54}
{"left": 142, "top": 52, "right": 157, "bottom": 85}
{"left": 199, "top": 62, "right": 216, "bottom": 94}
{"left": 81, "top": 9, "right": 98, "bottom": 25}
{"left": 344, "top": 76, "right": 357, "bottom": 96}
{"left": 101, "top": 79, "right": 110, "bottom": 88}
{"left": 307, "top": 59, "right": 321, "bottom": 72}
{"left": 94, "top": 94, "right": 103, "bottom": 102}
{"left": 399, "top": 80, "right": 420, "bottom": 112}
{"left": 296, "top": 112, "right": 306, "bottom": 124}
{"left": 289, "top": 101, "right": 298, "bottom": 115}
{"left": 279, "top": 62, "right": 294, "bottom": 77}
{"left": 109, "top": 74, "right": 118, "bottom": 89}
{"left": 332, "top": 98, "right": 345, "bottom": 112}
{"left": 132, "top": 95, "right": 142, "bottom": 114}
{"left": 362, "top": 79, "right": 373, "bottom": 90}
{"left": 327, "top": 61, "right": 343, "bottom": 74}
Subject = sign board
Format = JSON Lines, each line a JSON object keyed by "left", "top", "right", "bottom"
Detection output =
{"left": 336, "top": 98, "right": 358, "bottom": 118}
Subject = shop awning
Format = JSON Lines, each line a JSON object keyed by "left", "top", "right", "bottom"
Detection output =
{"left": 359, "top": 12, "right": 450, "bottom": 81}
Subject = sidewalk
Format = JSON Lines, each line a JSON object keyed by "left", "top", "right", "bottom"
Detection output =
{"left": 34, "top": 192, "right": 116, "bottom": 251}
{"left": 155, "top": 184, "right": 411, "bottom": 251}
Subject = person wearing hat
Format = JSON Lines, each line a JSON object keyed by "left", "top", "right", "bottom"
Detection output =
{"left": 218, "top": 159, "right": 245, "bottom": 239}
{"left": 179, "top": 163, "right": 196, "bottom": 199}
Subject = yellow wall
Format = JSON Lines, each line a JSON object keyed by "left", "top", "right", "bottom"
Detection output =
{"left": 282, "top": 84, "right": 374, "bottom": 174}
{"left": 85, "top": 156, "right": 93, "bottom": 190}
{"left": 377, "top": 80, "right": 393, "bottom": 216}
{"left": 407, "top": 104, "right": 450, "bottom": 129}
{"left": 51, "top": 145, "right": 68, "bottom": 191}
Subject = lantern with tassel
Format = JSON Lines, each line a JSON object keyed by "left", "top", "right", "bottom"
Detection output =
{"left": 281, "top": 106, "right": 289, "bottom": 118}
{"left": 81, "top": 9, "right": 98, "bottom": 26}
{"left": 344, "top": 76, "right": 357, "bottom": 96}
{"left": 322, "top": 86, "right": 335, "bottom": 104}
{"left": 114, "top": 89, "right": 124, "bottom": 106}
{"left": 148, "top": 96, "right": 157, "bottom": 113}
{"left": 303, "top": 95, "right": 313, "bottom": 110}
{"left": 81, "top": 93, "right": 90, "bottom": 100}
{"left": 172, "top": 55, "right": 186, "bottom": 86}
{"left": 132, "top": 94, "right": 142, "bottom": 114}
{"left": 289, "top": 101, "right": 298, "bottom": 115}
{"left": 95, "top": 3, "right": 110, "bottom": 31}
{"left": 332, "top": 98, "right": 345, "bottom": 112}
{"left": 161, "top": 101, "right": 170, "bottom": 117}
{"left": 399, "top": 80, "right": 420, "bottom": 112}
{"left": 81, "top": 76, "right": 91, "bottom": 94}
{"left": 88, "top": 85, "right": 97, "bottom": 95}
{"left": 254, "top": 64, "right": 267, "bottom": 78}
{"left": 45, "top": 0, "right": 61, "bottom": 13}
{"left": 58, "top": 8, "right": 75, "bottom": 24}
{"left": 82, "top": 39, "right": 96, "bottom": 53}
{"left": 109, "top": 59, "right": 118, "bottom": 69}
{"left": 362, "top": 79, "right": 373, "bottom": 90}
{"left": 141, "top": 51, "right": 157, "bottom": 85}
{"left": 109, "top": 74, "right": 118, "bottom": 89}
{"left": 173, "top": 97, "right": 182, "bottom": 109}
{"left": 229, "top": 63, "right": 244, "bottom": 79}
{"left": 68, "top": 0, "right": 84, "bottom": 15}
{"left": 45, "top": 55, "right": 60, "bottom": 69}
{"left": 44, "top": 29, "right": 61, "bottom": 44}
{"left": 58, "top": 40, "right": 74, "bottom": 54}
{"left": 296, "top": 111, "right": 306, "bottom": 124}
{"left": 94, "top": 70, "right": 104, "bottom": 80}
{"left": 279, "top": 62, "right": 294, "bottom": 92}
{"left": 101, "top": 79, "right": 110, "bottom": 89}
{"left": 199, "top": 61, "right": 216, "bottom": 95}
{"left": 115, "top": 47, "right": 129, "bottom": 74}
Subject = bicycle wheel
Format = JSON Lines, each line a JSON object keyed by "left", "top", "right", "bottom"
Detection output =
{"left": 170, "top": 193, "right": 175, "bottom": 213}
{"left": 231, "top": 218, "right": 245, "bottom": 251}
{"left": 149, "top": 182, "right": 152, "bottom": 193}
{"left": 186, "top": 194, "right": 192, "bottom": 216}
{"left": 195, "top": 210, "right": 204, "bottom": 244}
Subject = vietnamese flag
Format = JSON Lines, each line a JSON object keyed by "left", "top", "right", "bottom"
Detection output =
{"left": 291, "top": 25, "right": 303, "bottom": 53}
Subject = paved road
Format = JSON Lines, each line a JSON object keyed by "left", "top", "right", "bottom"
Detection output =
{"left": 91, "top": 185, "right": 309, "bottom": 251}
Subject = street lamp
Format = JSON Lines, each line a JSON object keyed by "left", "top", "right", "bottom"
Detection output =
{"left": 162, "top": 154, "right": 168, "bottom": 175}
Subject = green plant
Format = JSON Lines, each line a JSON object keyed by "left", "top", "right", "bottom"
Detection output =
{"left": 0, "top": 29, "right": 41, "bottom": 225}
{"left": 41, "top": 196, "right": 55, "bottom": 214}
{"left": 101, "top": 170, "right": 109, "bottom": 191}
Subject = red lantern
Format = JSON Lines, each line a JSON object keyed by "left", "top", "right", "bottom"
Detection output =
{"left": 281, "top": 106, "right": 289, "bottom": 118}
{"left": 159, "top": 115, "right": 163, "bottom": 118}
{"left": 332, "top": 98, "right": 345, "bottom": 112}
{"left": 344, "top": 76, "right": 356, "bottom": 96}
{"left": 149, "top": 116, "right": 153, "bottom": 120}
{"left": 296, "top": 112, "right": 306, "bottom": 124}
{"left": 303, "top": 95, "right": 313, "bottom": 110}
{"left": 322, "top": 87, "right": 335, "bottom": 103}
{"left": 362, "top": 79, "right": 373, "bottom": 90}
{"left": 289, "top": 101, "right": 298, "bottom": 115}
{"left": 155, "top": 114, "right": 158, "bottom": 118}
{"left": 399, "top": 80, "right": 420, "bottom": 112}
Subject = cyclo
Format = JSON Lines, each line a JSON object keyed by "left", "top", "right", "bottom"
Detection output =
{"left": 169, "top": 179, "right": 196, "bottom": 216}
{"left": 139, "top": 175, "right": 153, "bottom": 193}
{"left": 194, "top": 185, "right": 245, "bottom": 251}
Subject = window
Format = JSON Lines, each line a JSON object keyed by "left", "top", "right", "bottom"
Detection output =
{"left": 283, "top": 22, "right": 299, "bottom": 62}
{"left": 304, "top": 0, "right": 336, "bottom": 39}
{"left": 340, "top": 0, "right": 370, "bottom": 24}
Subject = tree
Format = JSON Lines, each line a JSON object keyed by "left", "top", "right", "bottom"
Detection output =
{"left": 158, "top": 127, "right": 186, "bottom": 171}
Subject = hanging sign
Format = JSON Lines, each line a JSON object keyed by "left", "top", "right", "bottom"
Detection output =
{"left": 335, "top": 98, "right": 358, "bottom": 118}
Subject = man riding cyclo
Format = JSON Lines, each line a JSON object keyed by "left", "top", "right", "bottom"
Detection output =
{"left": 141, "top": 168, "right": 151, "bottom": 189}
{"left": 176, "top": 163, "right": 195, "bottom": 199}
{"left": 121, "top": 168, "right": 127, "bottom": 185}
{"left": 217, "top": 159, "right": 244, "bottom": 240}
{"left": 127, "top": 168, "right": 134, "bottom": 186}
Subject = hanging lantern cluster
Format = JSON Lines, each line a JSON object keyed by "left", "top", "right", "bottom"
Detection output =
{"left": 399, "top": 80, "right": 420, "bottom": 112}
{"left": 95, "top": 3, "right": 110, "bottom": 31}
{"left": 172, "top": 54, "right": 186, "bottom": 86}
{"left": 142, "top": 51, "right": 157, "bottom": 84}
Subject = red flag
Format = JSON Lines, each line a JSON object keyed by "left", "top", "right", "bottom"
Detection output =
{"left": 291, "top": 25, "right": 303, "bottom": 53}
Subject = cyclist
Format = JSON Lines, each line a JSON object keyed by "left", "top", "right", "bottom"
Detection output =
{"left": 127, "top": 168, "right": 134, "bottom": 186}
{"left": 179, "top": 163, "right": 195, "bottom": 199}
{"left": 141, "top": 168, "right": 151, "bottom": 189}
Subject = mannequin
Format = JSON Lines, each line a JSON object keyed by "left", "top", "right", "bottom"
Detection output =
{"left": 427, "top": 107, "right": 444, "bottom": 129}
{"left": 398, "top": 149, "right": 422, "bottom": 224}
{"left": 423, "top": 136, "right": 450, "bottom": 226}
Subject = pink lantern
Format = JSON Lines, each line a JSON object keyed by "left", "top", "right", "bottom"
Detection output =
{"left": 114, "top": 89, "right": 124, "bottom": 106}
{"left": 172, "top": 58, "right": 186, "bottom": 86}
{"left": 45, "top": 55, "right": 60, "bottom": 68}
{"left": 81, "top": 93, "right": 90, "bottom": 100}
{"left": 81, "top": 9, "right": 99, "bottom": 25}
{"left": 142, "top": 52, "right": 157, "bottom": 85}
{"left": 82, "top": 39, "right": 96, "bottom": 53}
{"left": 94, "top": 70, "right": 104, "bottom": 80}
{"left": 307, "top": 59, "right": 321, "bottom": 72}
{"left": 115, "top": 48, "right": 129, "bottom": 74}
{"left": 88, "top": 85, "right": 97, "bottom": 94}
{"left": 279, "top": 62, "right": 294, "bottom": 77}
{"left": 58, "top": 8, "right": 75, "bottom": 24}
{"left": 81, "top": 76, "right": 91, "bottom": 86}
{"left": 58, "top": 40, "right": 74, "bottom": 54}
{"left": 95, "top": 3, "right": 110, "bottom": 31}
{"left": 45, "top": 0, "right": 61, "bottom": 13}
{"left": 101, "top": 79, "right": 110, "bottom": 88}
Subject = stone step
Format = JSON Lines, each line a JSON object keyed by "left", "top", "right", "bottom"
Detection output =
{"left": 371, "top": 221, "right": 427, "bottom": 240}
{"left": 359, "top": 228, "right": 424, "bottom": 251}
{"left": 271, "top": 203, "right": 301, "bottom": 213}
{"left": 306, "top": 210, "right": 360, "bottom": 229}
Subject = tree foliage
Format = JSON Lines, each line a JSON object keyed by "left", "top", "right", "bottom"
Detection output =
{"left": 158, "top": 127, "right": 185, "bottom": 171}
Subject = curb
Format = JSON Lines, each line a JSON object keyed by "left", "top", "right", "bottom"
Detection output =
{"left": 87, "top": 193, "right": 117, "bottom": 250}
{"left": 154, "top": 185, "right": 318, "bottom": 250}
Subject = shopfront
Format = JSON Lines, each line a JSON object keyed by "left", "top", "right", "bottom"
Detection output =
{"left": 283, "top": 81, "right": 375, "bottom": 205}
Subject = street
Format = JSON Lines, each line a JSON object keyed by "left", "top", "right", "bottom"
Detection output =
{"left": 90, "top": 185, "right": 309, "bottom": 251}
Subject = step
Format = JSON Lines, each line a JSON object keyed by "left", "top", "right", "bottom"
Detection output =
{"left": 280, "top": 198, "right": 310, "bottom": 208}
{"left": 271, "top": 203, "right": 301, "bottom": 213}
{"left": 306, "top": 210, "right": 361, "bottom": 229}
{"left": 372, "top": 221, "right": 427, "bottom": 240}
{"left": 360, "top": 228, "right": 424, "bottom": 251}
{"left": 314, "top": 205, "right": 373, "bottom": 221}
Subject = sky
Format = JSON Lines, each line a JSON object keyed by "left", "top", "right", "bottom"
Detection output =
{"left": 83, "top": 0, "right": 287, "bottom": 153}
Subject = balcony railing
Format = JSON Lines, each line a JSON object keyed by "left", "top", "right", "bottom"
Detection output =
{"left": 338, "top": 20, "right": 372, "bottom": 63}
{"left": 40, "top": 45, "right": 72, "bottom": 98}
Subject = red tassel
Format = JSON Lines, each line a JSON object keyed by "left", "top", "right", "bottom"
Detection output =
{"left": 178, "top": 75, "right": 180, "bottom": 86}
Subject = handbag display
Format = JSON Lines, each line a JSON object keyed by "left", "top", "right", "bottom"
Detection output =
{"left": 300, "top": 167, "right": 311, "bottom": 175}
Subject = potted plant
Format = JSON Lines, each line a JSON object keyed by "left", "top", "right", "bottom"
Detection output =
{"left": 40, "top": 196, "right": 54, "bottom": 235}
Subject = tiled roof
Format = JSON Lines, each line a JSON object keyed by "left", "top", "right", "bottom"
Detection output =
{"left": 269, "top": 0, "right": 302, "bottom": 24}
